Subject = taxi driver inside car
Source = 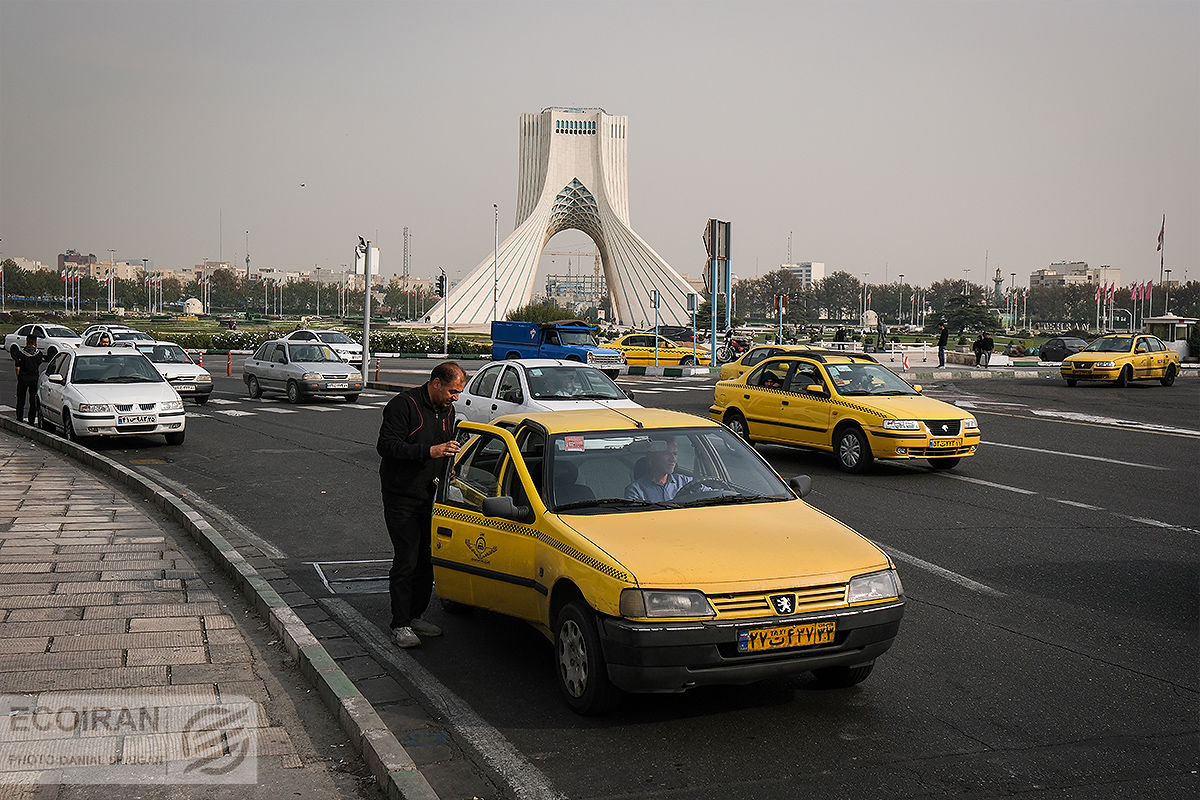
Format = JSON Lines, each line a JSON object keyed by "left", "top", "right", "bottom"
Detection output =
{"left": 430, "top": 408, "right": 904, "bottom": 714}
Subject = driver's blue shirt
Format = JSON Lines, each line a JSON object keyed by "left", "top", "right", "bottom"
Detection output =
{"left": 624, "top": 473, "right": 691, "bottom": 502}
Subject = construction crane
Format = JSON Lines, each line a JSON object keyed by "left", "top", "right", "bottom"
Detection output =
{"left": 544, "top": 249, "right": 601, "bottom": 281}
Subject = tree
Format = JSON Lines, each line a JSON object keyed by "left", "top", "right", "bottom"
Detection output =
{"left": 812, "top": 271, "right": 862, "bottom": 321}
{"left": 932, "top": 294, "right": 1001, "bottom": 334}
{"left": 507, "top": 300, "right": 575, "bottom": 323}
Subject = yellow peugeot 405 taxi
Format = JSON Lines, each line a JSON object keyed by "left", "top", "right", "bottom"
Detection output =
{"left": 1060, "top": 333, "right": 1181, "bottom": 387}
{"left": 710, "top": 353, "right": 980, "bottom": 472}
{"left": 431, "top": 408, "right": 904, "bottom": 714}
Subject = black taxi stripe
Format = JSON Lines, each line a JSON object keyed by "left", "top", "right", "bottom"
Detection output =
{"left": 746, "top": 416, "right": 826, "bottom": 434}
{"left": 431, "top": 557, "right": 548, "bottom": 595}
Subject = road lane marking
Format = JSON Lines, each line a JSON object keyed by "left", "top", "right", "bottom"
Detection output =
{"left": 1114, "top": 514, "right": 1198, "bottom": 534}
{"left": 984, "top": 441, "right": 1169, "bottom": 470}
{"left": 1027, "top": 409, "right": 1200, "bottom": 437}
{"left": 940, "top": 474, "right": 1037, "bottom": 494}
{"left": 879, "top": 545, "right": 1006, "bottom": 597}
{"left": 256, "top": 407, "right": 299, "bottom": 414}
{"left": 1053, "top": 499, "right": 1103, "bottom": 510}
{"left": 214, "top": 409, "right": 255, "bottom": 416}
{"left": 321, "top": 598, "right": 567, "bottom": 800}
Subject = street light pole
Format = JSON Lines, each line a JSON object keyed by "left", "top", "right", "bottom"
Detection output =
{"left": 493, "top": 203, "right": 499, "bottom": 323}
{"left": 1165, "top": 269, "right": 1172, "bottom": 313}
{"left": 897, "top": 274, "right": 904, "bottom": 325}
{"left": 315, "top": 267, "right": 321, "bottom": 318}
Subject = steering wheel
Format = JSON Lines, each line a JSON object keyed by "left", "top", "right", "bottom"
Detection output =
{"left": 672, "top": 478, "right": 735, "bottom": 502}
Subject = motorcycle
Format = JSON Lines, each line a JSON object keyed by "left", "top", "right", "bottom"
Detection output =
{"left": 716, "top": 332, "right": 752, "bottom": 363}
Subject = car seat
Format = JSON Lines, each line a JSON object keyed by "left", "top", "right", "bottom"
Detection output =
{"left": 553, "top": 459, "right": 595, "bottom": 506}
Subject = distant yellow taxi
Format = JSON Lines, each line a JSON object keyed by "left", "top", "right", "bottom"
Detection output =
{"left": 431, "top": 408, "right": 904, "bottom": 714}
{"left": 710, "top": 353, "right": 980, "bottom": 472}
{"left": 719, "top": 344, "right": 815, "bottom": 381}
{"left": 604, "top": 333, "right": 711, "bottom": 366}
{"left": 1061, "top": 334, "right": 1180, "bottom": 387}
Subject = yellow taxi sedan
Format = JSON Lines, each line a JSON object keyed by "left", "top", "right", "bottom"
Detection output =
{"left": 710, "top": 353, "right": 980, "bottom": 472}
{"left": 719, "top": 344, "right": 815, "bottom": 381}
{"left": 431, "top": 408, "right": 904, "bottom": 714}
{"left": 1061, "top": 334, "right": 1180, "bottom": 387}
{"left": 604, "top": 333, "right": 711, "bottom": 366}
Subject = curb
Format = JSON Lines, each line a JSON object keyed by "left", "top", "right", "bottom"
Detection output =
{"left": 0, "top": 416, "right": 439, "bottom": 800}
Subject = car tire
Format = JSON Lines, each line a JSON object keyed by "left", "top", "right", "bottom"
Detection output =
{"left": 811, "top": 662, "right": 874, "bottom": 689}
{"left": 1160, "top": 365, "right": 1177, "bottom": 386}
{"left": 194, "top": 395, "right": 210, "bottom": 405}
{"left": 834, "top": 425, "right": 873, "bottom": 473}
{"left": 555, "top": 600, "right": 617, "bottom": 715}
{"left": 679, "top": 355, "right": 695, "bottom": 366}
{"left": 927, "top": 457, "right": 961, "bottom": 470}
{"left": 246, "top": 376, "right": 263, "bottom": 399}
{"left": 164, "top": 431, "right": 185, "bottom": 446}
{"left": 286, "top": 380, "right": 303, "bottom": 404}
{"left": 1065, "top": 379, "right": 1077, "bottom": 387}
{"left": 37, "top": 407, "right": 54, "bottom": 432}
{"left": 62, "top": 410, "right": 80, "bottom": 443}
{"left": 345, "top": 394, "right": 359, "bottom": 403}
{"left": 724, "top": 410, "right": 750, "bottom": 441}
{"left": 1115, "top": 366, "right": 1131, "bottom": 387}
{"left": 505, "top": 351, "right": 521, "bottom": 360}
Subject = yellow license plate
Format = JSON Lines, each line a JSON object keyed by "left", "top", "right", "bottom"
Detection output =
{"left": 737, "top": 621, "right": 835, "bottom": 653}
{"left": 929, "top": 438, "right": 962, "bottom": 449}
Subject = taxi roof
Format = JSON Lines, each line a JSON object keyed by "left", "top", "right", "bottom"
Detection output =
{"left": 766, "top": 351, "right": 879, "bottom": 365}
{"left": 489, "top": 407, "right": 718, "bottom": 435}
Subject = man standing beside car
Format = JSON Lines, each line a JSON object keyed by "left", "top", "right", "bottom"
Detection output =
{"left": 376, "top": 361, "right": 466, "bottom": 649}
{"left": 12, "top": 334, "right": 43, "bottom": 424}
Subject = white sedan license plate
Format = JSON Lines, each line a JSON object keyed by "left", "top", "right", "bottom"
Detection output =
{"left": 174, "top": 384, "right": 195, "bottom": 392}
{"left": 929, "top": 438, "right": 962, "bottom": 449}
{"left": 738, "top": 621, "right": 835, "bottom": 652}
{"left": 326, "top": 382, "right": 349, "bottom": 389}
{"left": 118, "top": 415, "right": 156, "bottom": 425}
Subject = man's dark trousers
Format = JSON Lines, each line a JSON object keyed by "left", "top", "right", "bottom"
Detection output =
{"left": 383, "top": 494, "right": 434, "bottom": 630}
{"left": 15, "top": 381, "right": 38, "bottom": 424}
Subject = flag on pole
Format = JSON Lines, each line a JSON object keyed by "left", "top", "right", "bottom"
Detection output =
{"left": 1131, "top": 285, "right": 1137, "bottom": 301}
{"left": 1095, "top": 284, "right": 1101, "bottom": 302}
{"left": 1157, "top": 215, "right": 1165, "bottom": 251}
{"left": 1108, "top": 283, "right": 1115, "bottom": 302}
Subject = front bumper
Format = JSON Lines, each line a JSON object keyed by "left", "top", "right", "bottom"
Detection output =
{"left": 300, "top": 379, "right": 363, "bottom": 396}
{"left": 599, "top": 600, "right": 903, "bottom": 693}
{"left": 168, "top": 379, "right": 212, "bottom": 399}
{"left": 71, "top": 410, "right": 186, "bottom": 438}
{"left": 867, "top": 429, "right": 981, "bottom": 460}
{"left": 1061, "top": 363, "right": 1119, "bottom": 381}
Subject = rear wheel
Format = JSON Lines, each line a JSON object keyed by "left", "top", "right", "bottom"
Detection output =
{"left": 194, "top": 395, "right": 210, "bottom": 405}
{"left": 164, "top": 430, "right": 185, "bottom": 446}
{"left": 246, "top": 375, "right": 262, "bottom": 399}
{"left": 834, "top": 425, "right": 873, "bottom": 473}
{"left": 928, "top": 457, "right": 961, "bottom": 470}
{"left": 724, "top": 410, "right": 750, "bottom": 441}
{"left": 37, "top": 407, "right": 54, "bottom": 432}
{"left": 1160, "top": 365, "right": 1177, "bottom": 386}
{"left": 811, "top": 662, "right": 874, "bottom": 689}
{"left": 1065, "top": 379, "right": 1077, "bottom": 387}
{"left": 555, "top": 601, "right": 617, "bottom": 715}
{"left": 1115, "top": 366, "right": 1131, "bottom": 387}
{"left": 286, "top": 380, "right": 303, "bottom": 404}
{"left": 679, "top": 355, "right": 696, "bottom": 366}
{"left": 345, "top": 394, "right": 359, "bottom": 403}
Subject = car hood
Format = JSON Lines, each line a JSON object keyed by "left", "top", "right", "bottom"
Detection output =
{"left": 830, "top": 393, "right": 972, "bottom": 419}
{"left": 1064, "top": 352, "right": 1129, "bottom": 364}
{"left": 154, "top": 364, "right": 209, "bottom": 380}
{"left": 60, "top": 382, "right": 178, "bottom": 403}
{"left": 557, "top": 501, "right": 891, "bottom": 591}
{"left": 530, "top": 398, "right": 640, "bottom": 412}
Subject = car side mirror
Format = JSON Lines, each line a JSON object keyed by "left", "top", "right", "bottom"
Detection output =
{"left": 625, "top": 389, "right": 635, "bottom": 400}
{"left": 47, "top": 374, "right": 65, "bottom": 384}
{"left": 502, "top": 389, "right": 523, "bottom": 404}
{"left": 481, "top": 495, "right": 533, "bottom": 523}
{"left": 912, "top": 384, "right": 923, "bottom": 393}
{"left": 788, "top": 475, "right": 813, "bottom": 499}
{"left": 805, "top": 384, "right": 826, "bottom": 395}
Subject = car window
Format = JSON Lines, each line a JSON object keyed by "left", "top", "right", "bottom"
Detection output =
{"left": 509, "top": 427, "right": 547, "bottom": 507}
{"left": 292, "top": 331, "right": 316, "bottom": 340}
{"left": 743, "top": 348, "right": 770, "bottom": 367}
{"left": 469, "top": 365, "right": 503, "bottom": 399}
{"left": 252, "top": 343, "right": 271, "bottom": 360}
{"left": 497, "top": 366, "right": 521, "bottom": 400}
{"left": 288, "top": 344, "right": 339, "bottom": 362}
{"left": 787, "top": 364, "right": 825, "bottom": 392}
{"left": 1146, "top": 337, "right": 1164, "bottom": 352}
{"left": 825, "top": 363, "right": 917, "bottom": 396}
{"left": 747, "top": 361, "right": 793, "bottom": 390}
{"left": 48, "top": 353, "right": 69, "bottom": 376}
{"left": 442, "top": 433, "right": 509, "bottom": 512}
{"left": 16, "top": 325, "right": 31, "bottom": 337}
{"left": 1134, "top": 338, "right": 1149, "bottom": 353}
{"left": 138, "top": 344, "right": 190, "bottom": 364}
{"left": 1084, "top": 336, "right": 1133, "bottom": 353}
{"left": 317, "top": 331, "right": 353, "bottom": 344}
{"left": 45, "top": 326, "right": 76, "bottom": 338}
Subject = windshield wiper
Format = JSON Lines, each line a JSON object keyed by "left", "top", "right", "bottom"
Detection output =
{"left": 679, "top": 494, "right": 785, "bottom": 508}
{"left": 554, "top": 498, "right": 671, "bottom": 512}
{"left": 576, "top": 393, "right": 624, "bottom": 400}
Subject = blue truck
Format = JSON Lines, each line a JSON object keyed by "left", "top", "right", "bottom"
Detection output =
{"left": 491, "top": 320, "right": 625, "bottom": 375}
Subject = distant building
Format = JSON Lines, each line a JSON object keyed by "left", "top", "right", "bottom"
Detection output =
{"left": 11, "top": 257, "right": 51, "bottom": 273}
{"left": 1030, "top": 261, "right": 1120, "bottom": 288}
{"left": 58, "top": 250, "right": 97, "bottom": 273}
{"left": 782, "top": 262, "right": 825, "bottom": 289}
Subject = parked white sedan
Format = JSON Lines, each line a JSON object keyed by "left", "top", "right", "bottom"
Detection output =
{"left": 455, "top": 359, "right": 640, "bottom": 424}
{"left": 4, "top": 323, "right": 82, "bottom": 360}
{"left": 37, "top": 347, "right": 186, "bottom": 445}
{"left": 134, "top": 340, "right": 214, "bottom": 404}
{"left": 282, "top": 329, "right": 363, "bottom": 364}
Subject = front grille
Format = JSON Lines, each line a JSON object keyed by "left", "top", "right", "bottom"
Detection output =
{"left": 115, "top": 404, "right": 132, "bottom": 412}
{"left": 321, "top": 373, "right": 352, "bottom": 380}
{"left": 709, "top": 583, "right": 847, "bottom": 618}
{"left": 116, "top": 424, "right": 157, "bottom": 433}
{"left": 923, "top": 419, "right": 961, "bottom": 437}
{"left": 588, "top": 353, "right": 625, "bottom": 366}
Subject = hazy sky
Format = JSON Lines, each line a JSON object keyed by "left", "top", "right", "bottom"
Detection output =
{"left": 2, "top": 0, "right": 1197, "bottom": 290}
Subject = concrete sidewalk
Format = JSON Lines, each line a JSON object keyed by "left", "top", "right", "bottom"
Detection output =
{"left": 0, "top": 431, "right": 382, "bottom": 799}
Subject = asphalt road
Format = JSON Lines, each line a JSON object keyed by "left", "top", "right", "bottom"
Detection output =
{"left": 4, "top": 358, "right": 1196, "bottom": 799}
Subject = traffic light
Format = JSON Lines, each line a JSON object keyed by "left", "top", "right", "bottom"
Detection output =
{"left": 436, "top": 274, "right": 446, "bottom": 297}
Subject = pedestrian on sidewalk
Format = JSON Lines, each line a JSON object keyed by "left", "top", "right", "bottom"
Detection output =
{"left": 12, "top": 334, "right": 43, "bottom": 424}
{"left": 972, "top": 334, "right": 984, "bottom": 366}
{"left": 936, "top": 322, "right": 949, "bottom": 368}
{"left": 981, "top": 332, "right": 994, "bottom": 368}
{"left": 376, "top": 361, "right": 466, "bottom": 649}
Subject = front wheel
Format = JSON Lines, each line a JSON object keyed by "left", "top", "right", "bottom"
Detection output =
{"left": 834, "top": 426, "right": 873, "bottom": 473}
{"left": 164, "top": 430, "right": 185, "bottom": 446}
{"left": 1160, "top": 365, "right": 1177, "bottom": 386}
{"left": 194, "top": 395, "right": 210, "bottom": 405}
{"left": 246, "top": 375, "right": 262, "bottom": 399}
{"left": 811, "top": 662, "right": 874, "bottom": 689}
{"left": 345, "top": 393, "right": 360, "bottom": 403}
{"left": 724, "top": 410, "right": 750, "bottom": 441}
{"left": 928, "top": 457, "right": 961, "bottom": 470}
{"left": 555, "top": 601, "right": 617, "bottom": 715}
{"left": 286, "top": 380, "right": 303, "bottom": 404}
{"left": 1115, "top": 366, "right": 1131, "bottom": 388}
{"left": 1065, "top": 379, "right": 1077, "bottom": 387}
{"left": 62, "top": 410, "right": 80, "bottom": 443}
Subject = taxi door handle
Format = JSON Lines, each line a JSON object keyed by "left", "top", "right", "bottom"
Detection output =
{"left": 436, "top": 527, "right": 452, "bottom": 538}
{"left": 491, "top": 403, "right": 498, "bottom": 411}
{"left": 781, "top": 401, "right": 790, "bottom": 406}
{"left": 743, "top": 394, "right": 750, "bottom": 399}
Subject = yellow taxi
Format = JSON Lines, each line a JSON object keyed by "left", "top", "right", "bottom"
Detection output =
{"left": 604, "top": 333, "right": 711, "bottom": 366}
{"left": 1060, "top": 334, "right": 1181, "bottom": 387}
{"left": 719, "top": 344, "right": 816, "bottom": 382}
{"left": 431, "top": 408, "right": 904, "bottom": 714}
{"left": 710, "top": 353, "right": 980, "bottom": 473}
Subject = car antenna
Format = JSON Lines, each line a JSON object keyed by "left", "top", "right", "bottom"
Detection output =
{"left": 605, "top": 407, "right": 643, "bottom": 429}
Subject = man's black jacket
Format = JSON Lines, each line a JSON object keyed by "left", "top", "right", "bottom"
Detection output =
{"left": 377, "top": 383, "right": 456, "bottom": 502}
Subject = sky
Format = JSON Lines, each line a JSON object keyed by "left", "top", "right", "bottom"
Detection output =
{"left": 2, "top": 0, "right": 1197, "bottom": 290}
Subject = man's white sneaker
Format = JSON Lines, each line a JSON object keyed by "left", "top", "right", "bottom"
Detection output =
{"left": 410, "top": 618, "right": 442, "bottom": 637}
{"left": 391, "top": 626, "right": 420, "bottom": 648}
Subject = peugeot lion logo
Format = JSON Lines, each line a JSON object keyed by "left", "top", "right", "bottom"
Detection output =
{"left": 770, "top": 594, "right": 795, "bottom": 615}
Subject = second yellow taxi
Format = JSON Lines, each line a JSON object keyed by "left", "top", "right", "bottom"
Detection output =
{"left": 1060, "top": 333, "right": 1180, "bottom": 387}
{"left": 710, "top": 352, "right": 980, "bottom": 472}
{"left": 604, "top": 333, "right": 711, "bottom": 366}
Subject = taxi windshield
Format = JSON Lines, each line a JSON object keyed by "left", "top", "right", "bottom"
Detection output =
{"left": 1084, "top": 336, "right": 1133, "bottom": 353}
{"left": 547, "top": 427, "right": 792, "bottom": 513}
{"left": 825, "top": 363, "right": 917, "bottom": 397}
{"left": 527, "top": 366, "right": 625, "bottom": 400}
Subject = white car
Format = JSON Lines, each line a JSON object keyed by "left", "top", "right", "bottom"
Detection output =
{"left": 37, "top": 346, "right": 186, "bottom": 445}
{"left": 455, "top": 359, "right": 641, "bottom": 424}
{"left": 82, "top": 328, "right": 155, "bottom": 347}
{"left": 282, "top": 329, "right": 363, "bottom": 364}
{"left": 134, "top": 340, "right": 214, "bottom": 404}
{"left": 5, "top": 323, "right": 82, "bottom": 360}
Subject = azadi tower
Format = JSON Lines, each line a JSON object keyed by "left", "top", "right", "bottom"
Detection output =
{"left": 424, "top": 107, "right": 695, "bottom": 327}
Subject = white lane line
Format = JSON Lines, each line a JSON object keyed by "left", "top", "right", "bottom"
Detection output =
{"left": 1114, "top": 514, "right": 1198, "bottom": 534}
{"left": 214, "top": 409, "right": 255, "bottom": 417}
{"left": 257, "top": 407, "right": 299, "bottom": 414}
{"left": 1030, "top": 409, "right": 1200, "bottom": 437}
{"left": 879, "top": 545, "right": 1006, "bottom": 597}
{"left": 205, "top": 398, "right": 241, "bottom": 405}
{"left": 321, "top": 598, "right": 567, "bottom": 800}
{"left": 940, "top": 474, "right": 1038, "bottom": 495}
{"left": 1053, "top": 499, "right": 1103, "bottom": 510}
{"left": 985, "top": 441, "right": 1169, "bottom": 471}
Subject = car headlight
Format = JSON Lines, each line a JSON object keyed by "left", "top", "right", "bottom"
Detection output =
{"left": 963, "top": 417, "right": 978, "bottom": 429}
{"left": 847, "top": 569, "right": 903, "bottom": 604}
{"left": 302, "top": 372, "right": 322, "bottom": 380}
{"left": 160, "top": 400, "right": 183, "bottom": 411}
{"left": 78, "top": 403, "right": 111, "bottom": 413}
{"left": 1094, "top": 361, "right": 1116, "bottom": 368}
{"left": 347, "top": 370, "right": 362, "bottom": 380}
{"left": 195, "top": 374, "right": 212, "bottom": 382}
{"left": 620, "top": 589, "right": 715, "bottom": 618}
{"left": 882, "top": 419, "right": 920, "bottom": 430}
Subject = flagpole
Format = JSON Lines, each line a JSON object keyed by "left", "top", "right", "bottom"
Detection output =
{"left": 1157, "top": 214, "right": 1165, "bottom": 317}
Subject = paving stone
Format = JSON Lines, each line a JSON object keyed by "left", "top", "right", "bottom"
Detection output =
{"left": 170, "top": 662, "right": 255, "bottom": 685}
{"left": 0, "top": 650, "right": 124, "bottom": 671}
{"left": 126, "top": 646, "right": 208, "bottom": 667}
{"left": 50, "top": 631, "right": 204, "bottom": 653}
{"left": 84, "top": 602, "right": 222, "bottom": 619}
{"left": 0, "top": 665, "right": 168, "bottom": 692}
{"left": 128, "top": 617, "right": 203, "bottom": 633}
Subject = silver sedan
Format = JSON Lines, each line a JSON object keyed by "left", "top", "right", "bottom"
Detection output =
{"left": 242, "top": 339, "right": 363, "bottom": 403}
